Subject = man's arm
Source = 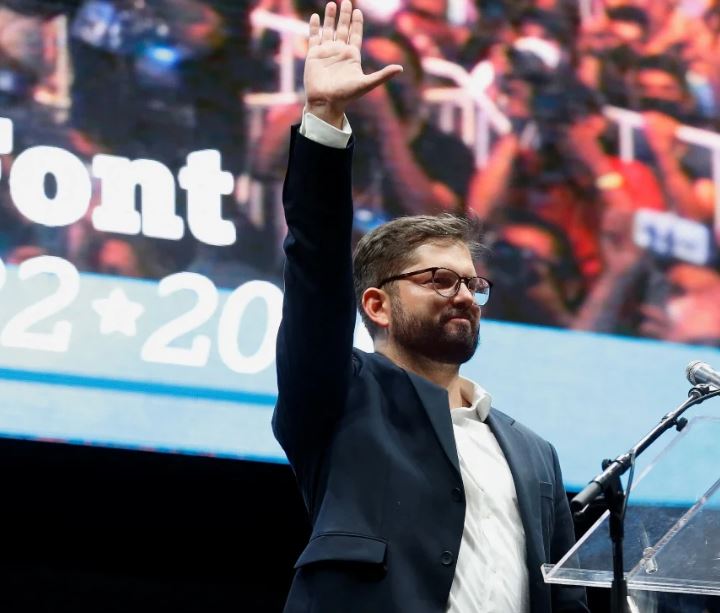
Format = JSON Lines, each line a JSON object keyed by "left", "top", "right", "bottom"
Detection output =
{"left": 572, "top": 209, "right": 645, "bottom": 333}
{"left": 272, "top": 1, "right": 402, "bottom": 473}
{"left": 644, "top": 112, "right": 714, "bottom": 222}
{"left": 467, "top": 133, "right": 519, "bottom": 220}
{"left": 358, "top": 88, "right": 461, "bottom": 213}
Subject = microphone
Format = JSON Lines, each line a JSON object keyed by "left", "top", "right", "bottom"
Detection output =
{"left": 686, "top": 361, "right": 720, "bottom": 388}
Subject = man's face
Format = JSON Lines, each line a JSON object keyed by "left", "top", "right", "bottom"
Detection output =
{"left": 636, "top": 69, "right": 684, "bottom": 104}
{"left": 490, "top": 224, "right": 580, "bottom": 323}
{"left": 387, "top": 241, "right": 481, "bottom": 365}
{"left": 607, "top": 20, "right": 645, "bottom": 49}
{"left": 634, "top": 67, "right": 690, "bottom": 118}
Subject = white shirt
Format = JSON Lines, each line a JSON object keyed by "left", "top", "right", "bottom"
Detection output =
{"left": 299, "top": 110, "right": 530, "bottom": 613}
{"left": 446, "top": 378, "right": 529, "bottom": 613}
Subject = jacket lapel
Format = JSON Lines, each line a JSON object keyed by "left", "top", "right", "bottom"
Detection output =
{"left": 486, "top": 410, "right": 544, "bottom": 582}
{"left": 405, "top": 370, "right": 461, "bottom": 477}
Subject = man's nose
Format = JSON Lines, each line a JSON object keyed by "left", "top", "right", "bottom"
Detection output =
{"left": 453, "top": 281, "right": 476, "bottom": 305}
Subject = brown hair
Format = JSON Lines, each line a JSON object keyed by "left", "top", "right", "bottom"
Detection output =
{"left": 352, "top": 214, "right": 484, "bottom": 337}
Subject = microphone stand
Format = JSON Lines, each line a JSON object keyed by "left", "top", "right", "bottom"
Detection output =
{"left": 571, "top": 384, "right": 720, "bottom": 613}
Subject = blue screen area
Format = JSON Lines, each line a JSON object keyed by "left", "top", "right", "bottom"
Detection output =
{"left": 0, "top": 263, "right": 718, "bottom": 503}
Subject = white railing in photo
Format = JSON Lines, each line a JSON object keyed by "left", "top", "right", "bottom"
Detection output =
{"left": 421, "top": 57, "right": 474, "bottom": 149}
{"left": 247, "top": 9, "right": 499, "bottom": 154}
{"left": 246, "top": 9, "right": 720, "bottom": 235}
{"left": 578, "top": 0, "right": 604, "bottom": 24}
{"left": 421, "top": 56, "right": 511, "bottom": 166}
{"left": 250, "top": 9, "right": 308, "bottom": 94}
{"left": 604, "top": 106, "right": 720, "bottom": 235}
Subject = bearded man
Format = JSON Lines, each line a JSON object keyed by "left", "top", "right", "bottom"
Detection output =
{"left": 272, "top": 2, "right": 588, "bottom": 612}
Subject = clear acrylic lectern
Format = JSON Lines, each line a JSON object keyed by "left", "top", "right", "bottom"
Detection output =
{"left": 543, "top": 416, "right": 720, "bottom": 597}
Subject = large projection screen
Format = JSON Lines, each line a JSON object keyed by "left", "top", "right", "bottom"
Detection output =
{"left": 0, "top": 0, "right": 719, "bottom": 501}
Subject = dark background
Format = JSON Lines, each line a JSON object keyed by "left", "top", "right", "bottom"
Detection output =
{"left": 0, "top": 439, "right": 307, "bottom": 612}
{"left": 0, "top": 438, "right": 617, "bottom": 612}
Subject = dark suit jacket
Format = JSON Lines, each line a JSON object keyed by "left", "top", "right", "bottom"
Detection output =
{"left": 273, "top": 126, "right": 588, "bottom": 613}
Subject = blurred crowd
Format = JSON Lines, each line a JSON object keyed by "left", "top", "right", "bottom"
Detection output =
{"left": 1, "top": 0, "right": 720, "bottom": 346}
{"left": 0, "top": 0, "right": 268, "bottom": 288}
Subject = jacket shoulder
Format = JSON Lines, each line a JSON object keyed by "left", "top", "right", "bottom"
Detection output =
{"left": 490, "top": 407, "right": 554, "bottom": 453}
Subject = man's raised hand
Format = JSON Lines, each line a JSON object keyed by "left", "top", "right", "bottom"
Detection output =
{"left": 304, "top": 0, "right": 403, "bottom": 128}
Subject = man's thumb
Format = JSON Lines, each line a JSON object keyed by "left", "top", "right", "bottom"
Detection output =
{"left": 360, "top": 64, "right": 404, "bottom": 95}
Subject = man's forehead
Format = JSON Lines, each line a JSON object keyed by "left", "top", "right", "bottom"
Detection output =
{"left": 405, "top": 240, "right": 476, "bottom": 271}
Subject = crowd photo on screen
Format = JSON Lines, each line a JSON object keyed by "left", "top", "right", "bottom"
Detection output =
{"left": 1, "top": 0, "right": 720, "bottom": 346}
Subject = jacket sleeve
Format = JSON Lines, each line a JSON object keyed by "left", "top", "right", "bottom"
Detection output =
{"left": 550, "top": 443, "right": 590, "bottom": 613}
{"left": 272, "top": 125, "right": 357, "bottom": 488}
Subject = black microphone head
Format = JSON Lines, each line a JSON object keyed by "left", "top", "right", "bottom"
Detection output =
{"left": 686, "top": 360, "right": 706, "bottom": 385}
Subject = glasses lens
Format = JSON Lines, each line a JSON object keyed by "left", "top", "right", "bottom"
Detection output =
{"left": 469, "top": 277, "right": 491, "bottom": 306}
{"left": 432, "top": 269, "right": 460, "bottom": 296}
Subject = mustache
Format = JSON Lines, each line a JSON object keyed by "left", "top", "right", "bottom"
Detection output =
{"left": 440, "top": 307, "right": 479, "bottom": 325}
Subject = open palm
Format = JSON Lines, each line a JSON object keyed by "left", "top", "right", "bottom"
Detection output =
{"left": 304, "top": 1, "right": 402, "bottom": 116}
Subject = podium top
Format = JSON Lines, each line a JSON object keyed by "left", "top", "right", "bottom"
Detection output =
{"left": 544, "top": 416, "right": 720, "bottom": 596}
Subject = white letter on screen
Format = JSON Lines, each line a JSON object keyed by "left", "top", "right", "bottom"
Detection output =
{"left": 0, "top": 256, "right": 80, "bottom": 352}
{"left": 141, "top": 272, "right": 218, "bottom": 367}
{"left": 179, "top": 150, "right": 235, "bottom": 246}
{"left": 92, "top": 154, "right": 184, "bottom": 239}
{"left": 0, "top": 116, "right": 13, "bottom": 156}
{"left": 9, "top": 146, "right": 91, "bottom": 226}
{"left": 218, "top": 281, "right": 283, "bottom": 374}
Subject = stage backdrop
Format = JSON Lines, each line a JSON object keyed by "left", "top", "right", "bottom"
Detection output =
{"left": 0, "top": 0, "right": 719, "bottom": 504}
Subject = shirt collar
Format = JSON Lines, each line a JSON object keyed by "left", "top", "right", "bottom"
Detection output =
{"left": 451, "top": 376, "right": 492, "bottom": 422}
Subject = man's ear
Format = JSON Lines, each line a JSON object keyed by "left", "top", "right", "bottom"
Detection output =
{"left": 362, "top": 287, "right": 391, "bottom": 332}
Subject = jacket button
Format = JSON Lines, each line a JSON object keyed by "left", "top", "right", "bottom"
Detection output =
{"left": 440, "top": 551, "right": 454, "bottom": 566}
{"left": 451, "top": 487, "right": 463, "bottom": 502}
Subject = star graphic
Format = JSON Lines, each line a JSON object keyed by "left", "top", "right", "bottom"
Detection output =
{"left": 92, "top": 288, "right": 145, "bottom": 337}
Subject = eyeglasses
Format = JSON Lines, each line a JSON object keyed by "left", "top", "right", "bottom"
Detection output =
{"left": 377, "top": 267, "right": 493, "bottom": 306}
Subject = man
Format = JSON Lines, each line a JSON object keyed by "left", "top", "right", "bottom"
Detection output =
{"left": 468, "top": 67, "right": 663, "bottom": 287}
{"left": 69, "top": 0, "right": 248, "bottom": 172}
{"left": 273, "top": 2, "right": 588, "bottom": 611}
{"left": 482, "top": 210, "right": 585, "bottom": 329}
{"left": 630, "top": 54, "right": 715, "bottom": 223}
{"left": 252, "top": 30, "right": 474, "bottom": 220}
{"left": 349, "top": 31, "right": 475, "bottom": 218}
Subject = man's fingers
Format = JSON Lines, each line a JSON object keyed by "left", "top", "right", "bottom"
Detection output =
{"left": 308, "top": 13, "right": 321, "bottom": 48}
{"left": 349, "top": 8, "right": 363, "bottom": 49}
{"left": 637, "top": 305, "right": 668, "bottom": 338}
{"left": 335, "top": 0, "right": 352, "bottom": 43}
{"left": 322, "top": 2, "right": 337, "bottom": 43}
{"left": 359, "top": 64, "right": 404, "bottom": 95}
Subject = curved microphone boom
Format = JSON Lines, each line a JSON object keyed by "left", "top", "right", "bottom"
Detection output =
{"left": 686, "top": 361, "right": 720, "bottom": 388}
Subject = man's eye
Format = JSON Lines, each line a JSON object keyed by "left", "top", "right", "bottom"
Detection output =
{"left": 433, "top": 275, "right": 456, "bottom": 288}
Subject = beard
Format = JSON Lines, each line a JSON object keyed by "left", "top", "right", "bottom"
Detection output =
{"left": 390, "top": 295, "right": 480, "bottom": 365}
